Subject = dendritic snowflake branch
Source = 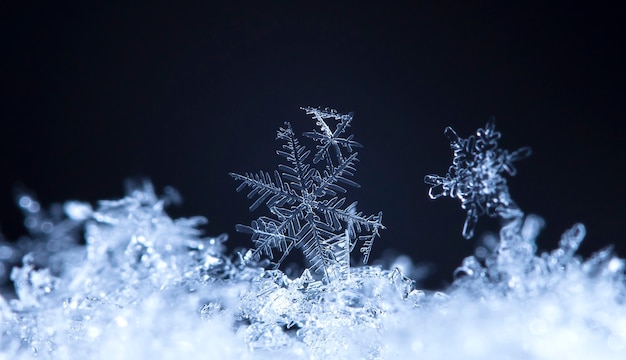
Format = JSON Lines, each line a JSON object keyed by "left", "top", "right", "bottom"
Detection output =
{"left": 231, "top": 107, "right": 384, "bottom": 281}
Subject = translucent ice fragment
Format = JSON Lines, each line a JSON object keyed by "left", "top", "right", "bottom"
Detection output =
{"left": 244, "top": 323, "right": 290, "bottom": 350}
{"left": 10, "top": 254, "right": 58, "bottom": 308}
{"left": 557, "top": 223, "right": 585, "bottom": 260}
{"left": 63, "top": 201, "right": 93, "bottom": 221}
{"left": 454, "top": 256, "right": 485, "bottom": 280}
{"left": 389, "top": 267, "right": 415, "bottom": 299}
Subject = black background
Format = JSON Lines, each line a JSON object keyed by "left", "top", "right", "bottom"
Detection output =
{"left": 1, "top": 2, "right": 624, "bottom": 288}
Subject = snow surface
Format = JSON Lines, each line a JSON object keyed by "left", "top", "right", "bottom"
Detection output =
{"left": 0, "top": 181, "right": 624, "bottom": 359}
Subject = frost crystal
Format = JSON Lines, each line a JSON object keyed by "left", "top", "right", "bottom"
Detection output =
{"left": 231, "top": 107, "right": 384, "bottom": 280}
{"left": 0, "top": 188, "right": 85, "bottom": 285}
{"left": 424, "top": 118, "right": 531, "bottom": 238}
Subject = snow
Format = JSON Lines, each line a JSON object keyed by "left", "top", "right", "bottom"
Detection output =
{"left": 1, "top": 112, "right": 625, "bottom": 359}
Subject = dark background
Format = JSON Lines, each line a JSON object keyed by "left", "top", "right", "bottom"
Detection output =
{"left": 1, "top": 2, "right": 624, "bottom": 288}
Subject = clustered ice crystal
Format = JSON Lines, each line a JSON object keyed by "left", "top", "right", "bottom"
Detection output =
{"left": 0, "top": 108, "right": 625, "bottom": 359}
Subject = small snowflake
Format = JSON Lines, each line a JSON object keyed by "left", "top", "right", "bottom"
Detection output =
{"left": 424, "top": 118, "right": 531, "bottom": 239}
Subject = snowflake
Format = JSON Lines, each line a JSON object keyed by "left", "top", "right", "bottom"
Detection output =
{"left": 231, "top": 107, "right": 384, "bottom": 280}
{"left": 424, "top": 118, "right": 531, "bottom": 239}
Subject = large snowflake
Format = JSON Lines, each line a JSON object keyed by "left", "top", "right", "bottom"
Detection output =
{"left": 230, "top": 107, "right": 384, "bottom": 281}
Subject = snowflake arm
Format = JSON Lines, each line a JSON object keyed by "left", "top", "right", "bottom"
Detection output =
{"left": 230, "top": 171, "right": 297, "bottom": 211}
{"left": 313, "top": 151, "right": 361, "bottom": 198}
{"left": 276, "top": 122, "right": 316, "bottom": 193}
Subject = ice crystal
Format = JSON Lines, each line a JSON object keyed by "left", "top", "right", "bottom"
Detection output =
{"left": 0, "top": 188, "right": 85, "bottom": 285}
{"left": 231, "top": 107, "right": 384, "bottom": 280}
{"left": 424, "top": 117, "right": 531, "bottom": 238}
{"left": 10, "top": 254, "right": 59, "bottom": 309}
{"left": 425, "top": 120, "right": 625, "bottom": 302}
